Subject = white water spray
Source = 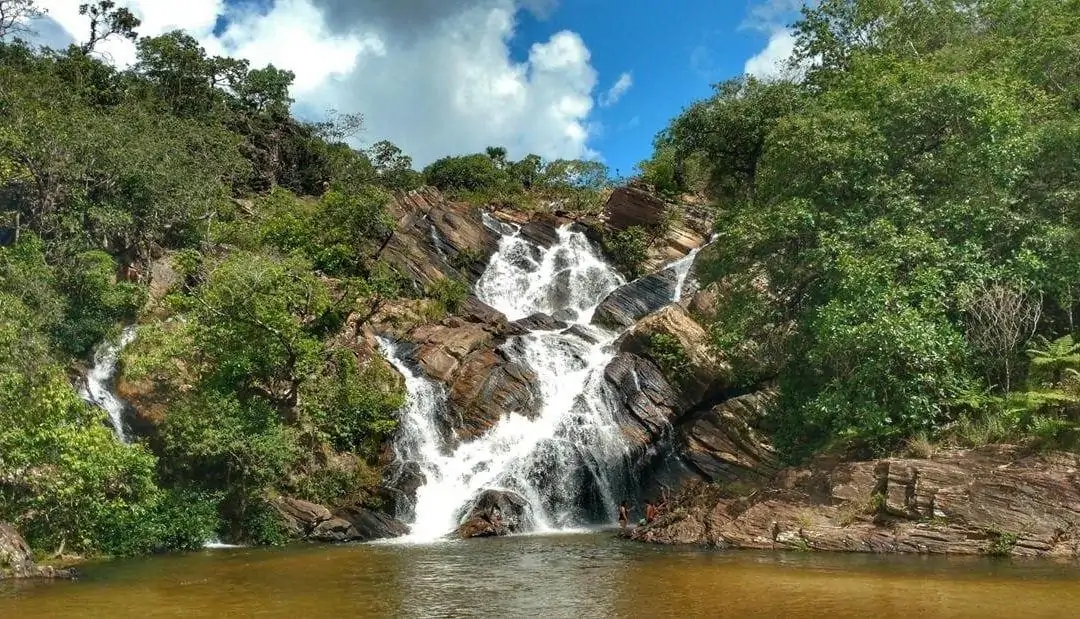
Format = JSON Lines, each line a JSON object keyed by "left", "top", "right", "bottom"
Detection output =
{"left": 79, "top": 325, "right": 137, "bottom": 443}
{"left": 385, "top": 220, "right": 702, "bottom": 542}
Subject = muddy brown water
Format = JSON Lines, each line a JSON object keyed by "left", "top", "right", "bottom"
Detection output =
{"left": 3, "top": 532, "right": 1079, "bottom": 618}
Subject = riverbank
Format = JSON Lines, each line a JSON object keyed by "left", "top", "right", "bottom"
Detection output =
{"left": 628, "top": 444, "right": 1080, "bottom": 559}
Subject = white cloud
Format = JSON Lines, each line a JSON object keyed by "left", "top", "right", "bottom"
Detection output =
{"left": 31, "top": 0, "right": 602, "bottom": 166}
{"left": 598, "top": 72, "right": 632, "bottom": 107}
{"left": 744, "top": 29, "right": 797, "bottom": 80}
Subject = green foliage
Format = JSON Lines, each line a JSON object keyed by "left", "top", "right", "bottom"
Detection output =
{"left": 56, "top": 250, "right": 146, "bottom": 357}
{"left": 603, "top": 226, "right": 650, "bottom": 279}
{"left": 0, "top": 17, "right": 424, "bottom": 556}
{"left": 986, "top": 530, "right": 1018, "bottom": 557}
{"left": 426, "top": 276, "right": 469, "bottom": 315}
{"left": 645, "top": 333, "right": 692, "bottom": 387}
{"left": 649, "top": 0, "right": 1080, "bottom": 459}
{"left": 303, "top": 348, "right": 403, "bottom": 455}
{"left": 424, "top": 153, "right": 509, "bottom": 192}
{"left": 0, "top": 294, "right": 172, "bottom": 555}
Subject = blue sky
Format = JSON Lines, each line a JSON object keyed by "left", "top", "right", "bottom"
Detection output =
{"left": 510, "top": 1, "right": 784, "bottom": 176}
{"left": 34, "top": 0, "right": 804, "bottom": 173}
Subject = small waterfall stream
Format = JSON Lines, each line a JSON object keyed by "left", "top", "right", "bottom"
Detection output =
{"left": 79, "top": 325, "right": 137, "bottom": 443}
{"left": 384, "top": 218, "right": 706, "bottom": 542}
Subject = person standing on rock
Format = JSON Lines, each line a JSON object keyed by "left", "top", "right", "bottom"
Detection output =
{"left": 618, "top": 502, "right": 629, "bottom": 529}
{"left": 645, "top": 500, "right": 658, "bottom": 524}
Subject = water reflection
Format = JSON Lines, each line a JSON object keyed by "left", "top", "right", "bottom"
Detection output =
{"left": 3, "top": 534, "right": 1079, "bottom": 618}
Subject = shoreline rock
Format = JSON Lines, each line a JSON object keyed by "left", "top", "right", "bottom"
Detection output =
{"left": 271, "top": 497, "right": 408, "bottom": 543}
{"left": 627, "top": 445, "right": 1080, "bottom": 558}
{"left": 0, "top": 524, "right": 78, "bottom": 581}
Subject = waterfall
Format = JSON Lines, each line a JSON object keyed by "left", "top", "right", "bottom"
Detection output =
{"left": 79, "top": 325, "right": 137, "bottom": 443}
{"left": 670, "top": 233, "right": 718, "bottom": 302}
{"left": 385, "top": 220, "right": 697, "bottom": 542}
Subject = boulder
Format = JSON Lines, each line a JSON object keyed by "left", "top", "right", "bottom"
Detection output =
{"left": 591, "top": 268, "right": 678, "bottom": 329}
{"left": 457, "top": 489, "right": 533, "bottom": 538}
{"left": 311, "top": 506, "right": 410, "bottom": 543}
{"left": 148, "top": 254, "right": 181, "bottom": 301}
{"left": 447, "top": 349, "right": 541, "bottom": 441}
{"left": 272, "top": 497, "right": 408, "bottom": 542}
{"left": 0, "top": 523, "right": 76, "bottom": 580}
{"left": 632, "top": 446, "right": 1080, "bottom": 558}
{"left": 510, "top": 313, "right": 568, "bottom": 332}
{"left": 382, "top": 461, "right": 427, "bottom": 520}
{"left": 271, "top": 497, "right": 334, "bottom": 537}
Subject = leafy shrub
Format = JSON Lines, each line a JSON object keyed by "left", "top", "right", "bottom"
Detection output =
{"left": 645, "top": 333, "right": 692, "bottom": 386}
{"left": 426, "top": 276, "right": 469, "bottom": 315}
{"left": 424, "top": 154, "right": 510, "bottom": 193}
{"left": 603, "top": 226, "right": 650, "bottom": 278}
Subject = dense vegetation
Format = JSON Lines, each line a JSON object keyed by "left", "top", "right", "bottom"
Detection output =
{"left": 641, "top": 0, "right": 1080, "bottom": 460}
{"left": 0, "top": 1, "right": 608, "bottom": 556}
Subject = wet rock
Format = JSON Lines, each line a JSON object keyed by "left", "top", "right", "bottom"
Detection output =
{"left": 457, "top": 489, "right": 533, "bottom": 538}
{"left": 383, "top": 461, "right": 427, "bottom": 519}
{"left": 591, "top": 269, "right": 678, "bottom": 329}
{"left": 0, "top": 523, "right": 76, "bottom": 580}
{"left": 633, "top": 446, "right": 1080, "bottom": 558}
{"left": 548, "top": 270, "right": 574, "bottom": 310}
{"left": 604, "top": 353, "right": 682, "bottom": 452}
{"left": 447, "top": 349, "right": 541, "bottom": 441}
{"left": 562, "top": 324, "right": 604, "bottom": 345}
{"left": 552, "top": 308, "right": 579, "bottom": 323}
{"left": 312, "top": 506, "right": 410, "bottom": 543}
{"left": 511, "top": 313, "right": 568, "bottom": 332}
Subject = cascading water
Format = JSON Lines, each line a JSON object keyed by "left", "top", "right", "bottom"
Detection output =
{"left": 384, "top": 219, "right": 695, "bottom": 542}
{"left": 669, "top": 234, "right": 717, "bottom": 302}
{"left": 79, "top": 325, "right": 137, "bottom": 443}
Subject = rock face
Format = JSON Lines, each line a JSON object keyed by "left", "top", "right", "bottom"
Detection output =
{"left": 271, "top": 497, "right": 408, "bottom": 543}
{"left": 457, "top": 489, "right": 533, "bottom": 538}
{"left": 510, "top": 312, "right": 568, "bottom": 332}
{"left": 631, "top": 446, "right": 1080, "bottom": 558}
{"left": 616, "top": 305, "right": 730, "bottom": 406}
{"left": 605, "top": 353, "right": 683, "bottom": 453}
{"left": 382, "top": 186, "right": 500, "bottom": 287}
{"left": 601, "top": 184, "right": 712, "bottom": 273}
{"left": 0, "top": 523, "right": 76, "bottom": 580}
{"left": 592, "top": 269, "right": 678, "bottom": 329}
{"left": 446, "top": 349, "right": 540, "bottom": 441}
{"left": 676, "top": 390, "right": 780, "bottom": 485}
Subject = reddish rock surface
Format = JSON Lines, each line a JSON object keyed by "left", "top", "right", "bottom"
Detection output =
{"left": 630, "top": 446, "right": 1080, "bottom": 558}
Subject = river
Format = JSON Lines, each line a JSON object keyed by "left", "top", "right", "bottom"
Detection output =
{"left": 3, "top": 534, "right": 1079, "bottom": 618}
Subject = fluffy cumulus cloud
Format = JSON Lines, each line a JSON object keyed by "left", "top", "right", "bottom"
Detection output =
{"left": 598, "top": 72, "right": 632, "bottom": 107}
{"left": 31, "top": 0, "right": 603, "bottom": 165}
{"left": 741, "top": 0, "right": 815, "bottom": 80}
{"left": 743, "top": 30, "right": 796, "bottom": 79}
